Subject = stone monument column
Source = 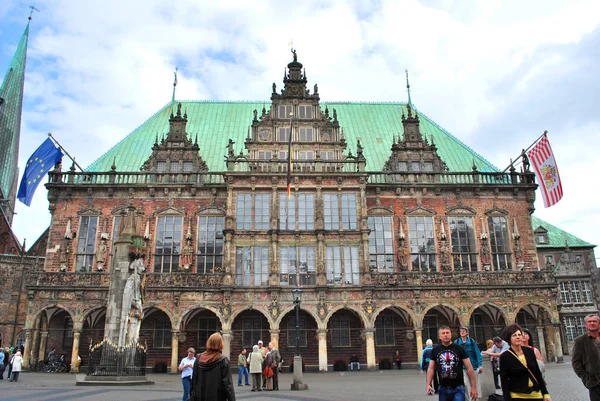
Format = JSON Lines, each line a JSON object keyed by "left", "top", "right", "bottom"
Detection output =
{"left": 317, "top": 329, "right": 328, "bottom": 372}
{"left": 22, "top": 329, "right": 32, "bottom": 370}
{"left": 553, "top": 324, "right": 564, "bottom": 363}
{"left": 536, "top": 326, "right": 547, "bottom": 361}
{"left": 222, "top": 330, "right": 232, "bottom": 361}
{"left": 170, "top": 330, "right": 180, "bottom": 373}
{"left": 364, "top": 328, "right": 376, "bottom": 370}
{"left": 415, "top": 328, "right": 424, "bottom": 363}
{"left": 38, "top": 331, "right": 48, "bottom": 362}
{"left": 70, "top": 331, "right": 81, "bottom": 372}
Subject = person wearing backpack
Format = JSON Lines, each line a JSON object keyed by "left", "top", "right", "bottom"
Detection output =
{"left": 421, "top": 339, "right": 438, "bottom": 393}
{"left": 454, "top": 326, "right": 483, "bottom": 401}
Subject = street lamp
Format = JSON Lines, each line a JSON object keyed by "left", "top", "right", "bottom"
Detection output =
{"left": 291, "top": 288, "right": 308, "bottom": 390}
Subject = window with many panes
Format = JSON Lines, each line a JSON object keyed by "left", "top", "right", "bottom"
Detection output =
{"left": 469, "top": 313, "right": 484, "bottom": 346}
{"left": 375, "top": 315, "right": 395, "bottom": 346}
{"left": 488, "top": 216, "right": 512, "bottom": 270}
{"left": 422, "top": 315, "right": 438, "bottom": 344}
{"left": 563, "top": 316, "right": 587, "bottom": 341}
{"left": 368, "top": 216, "right": 394, "bottom": 272}
{"left": 330, "top": 317, "right": 350, "bottom": 347}
{"left": 236, "top": 193, "right": 270, "bottom": 230}
{"left": 324, "top": 193, "right": 357, "bottom": 230}
{"left": 299, "top": 127, "right": 313, "bottom": 141}
{"left": 298, "top": 105, "right": 312, "bottom": 119}
{"left": 157, "top": 161, "right": 167, "bottom": 172}
{"left": 154, "top": 215, "right": 183, "bottom": 273}
{"left": 581, "top": 281, "right": 593, "bottom": 303}
{"left": 279, "top": 105, "right": 293, "bottom": 119}
{"left": 320, "top": 151, "right": 334, "bottom": 160}
{"left": 286, "top": 317, "right": 307, "bottom": 348}
{"left": 559, "top": 282, "right": 571, "bottom": 304}
{"left": 258, "top": 151, "right": 272, "bottom": 160}
{"left": 572, "top": 281, "right": 583, "bottom": 303}
{"left": 242, "top": 318, "right": 263, "bottom": 348}
{"left": 280, "top": 246, "right": 316, "bottom": 286}
{"left": 63, "top": 316, "right": 74, "bottom": 348}
{"left": 277, "top": 127, "right": 291, "bottom": 142}
{"left": 197, "top": 317, "right": 220, "bottom": 347}
{"left": 76, "top": 216, "right": 99, "bottom": 271}
{"left": 408, "top": 216, "right": 436, "bottom": 272}
{"left": 326, "top": 246, "right": 360, "bottom": 285}
{"left": 449, "top": 216, "right": 477, "bottom": 271}
{"left": 154, "top": 317, "right": 172, "bottom": 348}
{"left": 197, "top": 216, "right": 224, "bottom": 274}
{"left": 235, "top": 246, "right": 269, "bottom": 286}
{"left": 112, "top": 214, "right": 124, "bottom": 242}
{"left": 280, "top": 193, "right": 314, "bottom": 230}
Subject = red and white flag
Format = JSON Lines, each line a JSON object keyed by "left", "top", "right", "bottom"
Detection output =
{"left": 527, "top": 133, "right": 563, "bottom": 207}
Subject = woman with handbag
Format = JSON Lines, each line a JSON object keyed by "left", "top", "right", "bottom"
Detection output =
{"left": 499, "top": 325, "right": 551, "bottom": 401}
{"left": 190, "top": 333, "right": 235, "bottom": 401}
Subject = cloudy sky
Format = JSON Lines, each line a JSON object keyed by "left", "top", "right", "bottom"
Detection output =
{"left": 1, "top": 0, "right": 599, "bottom": 260}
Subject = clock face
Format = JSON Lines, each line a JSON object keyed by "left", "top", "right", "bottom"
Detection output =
{"left": 258, "top": 128, "right": 272, "bottom": 141}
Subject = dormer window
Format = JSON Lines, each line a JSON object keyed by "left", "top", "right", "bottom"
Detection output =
{"left": 157, "top": 161, "right": 167, "bottom": 173}
{"left": 299, "top": 127, "right": 313, "bottom": 141}
{"left": 298, "top": 105, "right": 312, "bottom": 119}
{"left": 535, "top": 230, "right": 548, "bottom": 244}
{"left": 278, "top": 105, "right": 293, "bottom": 119}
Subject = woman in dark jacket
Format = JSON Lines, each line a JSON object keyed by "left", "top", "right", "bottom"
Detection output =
{"left": 191, "top": 332, "right": 236, "bottom": 401}
{"left": 499, "top": 324, "right": 551, "bottom": 401}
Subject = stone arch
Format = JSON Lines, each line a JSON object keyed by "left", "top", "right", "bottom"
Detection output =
{"left": 80, "top": 306, "right": 107, "bottom": 350}
{"left": 278, "top": 306, "right": 321, "bottom": 371}
{"left": 230, "top": 308, "right": 272, "bottom": 363}
{"left": 326, "top": 306, "right": 367, "bottom": 370}
{"left": 465, "top": 303, "right": 508, "bottom": 346}
{"left": 372, "top": 305, "right": 418, "bottom": 365}
{"left": 30, "top": 305, "right": 76, "bottom": 362}
{"left": 371, "top": 304, "right": 418, "bottom": 328}
{"left": 275, "top": 305, "right": 321, "bottom": 329}
{"left": 322, "top": 304, "right": 368, "bottom": 328}
{"left": 177, "top": 304, "right": 223, "bottom": 330}
{"left": 142, "top": 304, "right": 176, "bottom": 329}
{"left": 229, "top": 306, "right": 272, "bottom": 329}
{"left": 514, "top": 302, "right": 556, "bottom": 325}
{"left": 420, "top": 304, "right": 462, "bottom": 343}
{"left": 514, "top": 302, "right": 556, "bottom": 362}
{"left": 29, "top": 304, "right": 76, "bottom": 330}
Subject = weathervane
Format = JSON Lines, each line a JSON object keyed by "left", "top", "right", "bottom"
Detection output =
{"left": 405, "top": 68, "right": 412, "bottom": 107}
{"left": 172, "top": 67, "right": 178, "bottom": 102}
{"left": 29, "top": 1, "right": 40, "bottom": 20}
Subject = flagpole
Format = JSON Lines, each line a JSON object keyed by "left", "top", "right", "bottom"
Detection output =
{"left": 47, "top": 133, "right": 85, "bottom": 172}
{"left": 501, "top": 130, "right": 547, "bottom": 173}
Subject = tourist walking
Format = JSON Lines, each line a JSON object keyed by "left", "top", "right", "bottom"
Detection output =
{"left": 9, "top": 351, "right": 23, "bottom": 382}
{"left": 426, "top": 325, "right": 478, "bottom": 401}
{"left": 421, "top": 339, "right": 438, "bottom": 393}
{"left": 178, "top": 347, "right": 196, "bottom": 401}
{"left": 499, "top": 324, "right": 551, "bottom": 401}
{"left": 454, "top": 326, "right": 483, "bottom": 400}
{"left": 190, "top": 333, "right": 235, "bottom": 401}
{"left": 237, "top": 349, "right": 249, "bottom": 387}
{"left": 247, "top": 345, "right": 264, "bottom": 392}
{"left": 0, "top": 347, "right": 5, "bottom": 379}
{"left": 572, "top": 314, "right": 600, "bottom": 401}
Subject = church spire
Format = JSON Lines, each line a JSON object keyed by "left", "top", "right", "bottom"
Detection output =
{"left": 0, "top": 20, "right": 31, "bottom": 224}
{"left": 405, "top": 69, "right": 412, "bottom": 107}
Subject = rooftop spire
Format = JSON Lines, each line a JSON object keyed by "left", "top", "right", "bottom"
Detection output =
{"left": 405, "top": 69, "right": 412, "bottom": 107}
{"left": 172, "top": 67, "right": 178, "bottom": 102}
{"left": 0, "top": 19, "right": 31, "bottom": 224}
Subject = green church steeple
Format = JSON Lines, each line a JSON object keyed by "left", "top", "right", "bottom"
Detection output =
{"left": 0, "top": 21, "right": 30, "bottom": 224}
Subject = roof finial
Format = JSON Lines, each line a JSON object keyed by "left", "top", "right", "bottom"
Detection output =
{"left": 29, "top": 2, "right": 40, "bottom": 20}
{"left": 405, "top": 68, "right": 412, "bottom": 107}
{"left": 172, "top": 67, "right": 178, "bottom": 102}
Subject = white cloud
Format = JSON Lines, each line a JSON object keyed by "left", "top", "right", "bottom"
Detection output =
{"left": 1, "top": 0, "right": 598, "bottom": 256}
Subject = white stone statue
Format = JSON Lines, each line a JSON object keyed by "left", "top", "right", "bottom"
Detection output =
{"left": 118, "top": 256, "right": 146, "bottom": 346}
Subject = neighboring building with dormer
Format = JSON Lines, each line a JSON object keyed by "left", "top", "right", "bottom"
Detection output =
{"left": 532, "top": 216, "right": 598, "bottom": 355}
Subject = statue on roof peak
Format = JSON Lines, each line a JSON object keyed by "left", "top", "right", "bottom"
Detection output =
{"left": 177, "top": 103, "right": 182, "bottom": 117}
{"left": 291, "top": 48, "right": 297, "bottom": 62}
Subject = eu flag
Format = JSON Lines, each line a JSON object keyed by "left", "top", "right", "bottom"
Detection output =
{"left": 17, "top": 138, "right": 63, "bottom": 206}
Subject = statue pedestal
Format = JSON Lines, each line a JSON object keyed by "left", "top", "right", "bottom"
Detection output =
{"left": 290, "top": 356, "right": 308, "bottom": 390}
{"left": 76, "top": 374, "right": 154, "bottom": 386}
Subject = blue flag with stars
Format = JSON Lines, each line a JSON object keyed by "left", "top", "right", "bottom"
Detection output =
{"left": 17, "top": 138, "right": 63, "bottom": 206}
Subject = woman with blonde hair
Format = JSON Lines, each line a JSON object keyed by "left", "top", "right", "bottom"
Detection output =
{"left": 247, "top": 345, "right": 264, "bottom": 392}
{"left": 190, "top": 332, "right": 236, "bottom": 401}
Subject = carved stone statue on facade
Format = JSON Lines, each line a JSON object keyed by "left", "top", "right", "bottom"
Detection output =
{"left": 480, "top": 239, "right": 491, "bottom": 270}
{"left": 181, "top": 238, "right": 194, "bottom": 270}
{"left": 59, "top": 238, "right": 71, "bottom": 271}
{"left": 95, "top": 237, "right": 108, "bottom": 271}
{"left": 226, "top": 139, "right": 235, "bottom": 159}
{"left": 118, "top": 254, "right": 146, "bottom": 346}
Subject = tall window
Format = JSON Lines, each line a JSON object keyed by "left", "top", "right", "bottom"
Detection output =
{"left": 197, "top": 216, "right": 224, "bottom": 273}
{"left": 235, "top": 246, "right": 269, "bottom": 286}
{"left": 330, "top": 317, "right": 350, "bottom": 347}
{"left": 581, "top": 281, "right": 593, "bottom": 303}
{"left": 277, "top": 127, "right": 291, "bottom": 142}
{"left": 280, "top": 193, "right": 314, "bottom": 230}
{"left": 298, "top": 105, "right": 312, "bottom": 119}
{"left": 286, "top": 317, "right": 307, "bottom": 348}
{"left": 299, "top": 127, "right": 313, "bottom": 141}
{"left": 112, "top": 214, "right": 124, "bottom": 242}
{"left": 242, "top": 318, "right": 263, "bottom": 348}
{"left": 563, "top": 316, "right": 587, "bottom": 342}
{"left": 63, "top": 316, "right": 74, "bottom": 348}
{"left": 280, "top": 246, "right": 316, "bottom": 286}
{"left": 469, "top": 313, "right": 484, "bottom": 345}
{"left": 449, "top": 216, "right": 477, "bottom": 271}
{"left": 375, "top": 315, "right": 395, "bottom": 346}
{"left": 571, "top": 281, "right": 582, "bottom": 303}
{"left": 197, "top": 317, "right": 220, "bottom": 347}
{"left": 278, "top": 105, "right": 293, "bottom": 119}
{"left": 368, "top": 216, "right": 394, "bottom": 272}
{"left": 76, "top": 216, "right": 98, "bottom": 271}
{"left": 559, "top": 282, "right": 571, "bottom": 304}
{"left": 326, "top": 246, "right": 360, "bottom": 285}
{"left": 324, "top": 193, "right": 357, "bottom": 230}
{"left": 236, "top": 193, "right": 270, "bottom": 230}
{"left": 154, "top": 215, "right": 183, "bottom": 273}
{"left": 154, "top": 317, "right": 172, "bottom": 348}
{"left": 422, "top": 315, "right": 438, "bottom": 343}
{"left": 488, "top": 216, "right": 512, "bottom": 270}
{"left": 408, "top": 216, "right": 436, "bottom": 272}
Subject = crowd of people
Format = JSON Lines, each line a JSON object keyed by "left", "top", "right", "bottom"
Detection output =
{"left": 0, "top": 345, "right": 24, "bottom": 382}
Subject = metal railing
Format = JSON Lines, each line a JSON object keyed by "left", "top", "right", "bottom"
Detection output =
{"left": 87, "top": 339, "right": 147, "bottom": 377}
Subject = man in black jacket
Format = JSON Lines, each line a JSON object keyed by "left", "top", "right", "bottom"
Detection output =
{"left": 572, "top": 314, "right": 600, "bottom": 401}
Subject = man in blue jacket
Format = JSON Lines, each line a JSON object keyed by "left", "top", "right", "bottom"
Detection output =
{"left": 454, "top": 326, "right": 482, "bottom": 400}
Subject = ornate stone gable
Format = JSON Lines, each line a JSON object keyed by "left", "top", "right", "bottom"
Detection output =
{"left": 140, "top": 103, "right": 208, "bottom": 173}
{"left": 383, "top": 104, "right": 448, "bottom": 173}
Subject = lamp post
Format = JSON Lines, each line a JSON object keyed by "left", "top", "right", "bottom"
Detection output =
{"left": 291, "top": 288, "right": 308, "bottom": 390}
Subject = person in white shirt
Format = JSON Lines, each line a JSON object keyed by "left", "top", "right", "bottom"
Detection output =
{"left": 178, "top": 347, "right": 196, "bottom": 401}
{"left": 9, "top": 351, "right": 23, "bottom": 382}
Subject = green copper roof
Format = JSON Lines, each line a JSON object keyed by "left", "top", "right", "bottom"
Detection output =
{"left": 0, "top": 23, "right": 29, "bottom": 201}
{"left": 87, "top": 101, "right": 498, "bottom": 173}
{"left": 531, "top": 215, "right": 595, "bottom": 248}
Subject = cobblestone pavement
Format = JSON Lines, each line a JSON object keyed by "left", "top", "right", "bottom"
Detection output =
{"left": 0, "top": 357, "right": 588, "bottom": 401}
